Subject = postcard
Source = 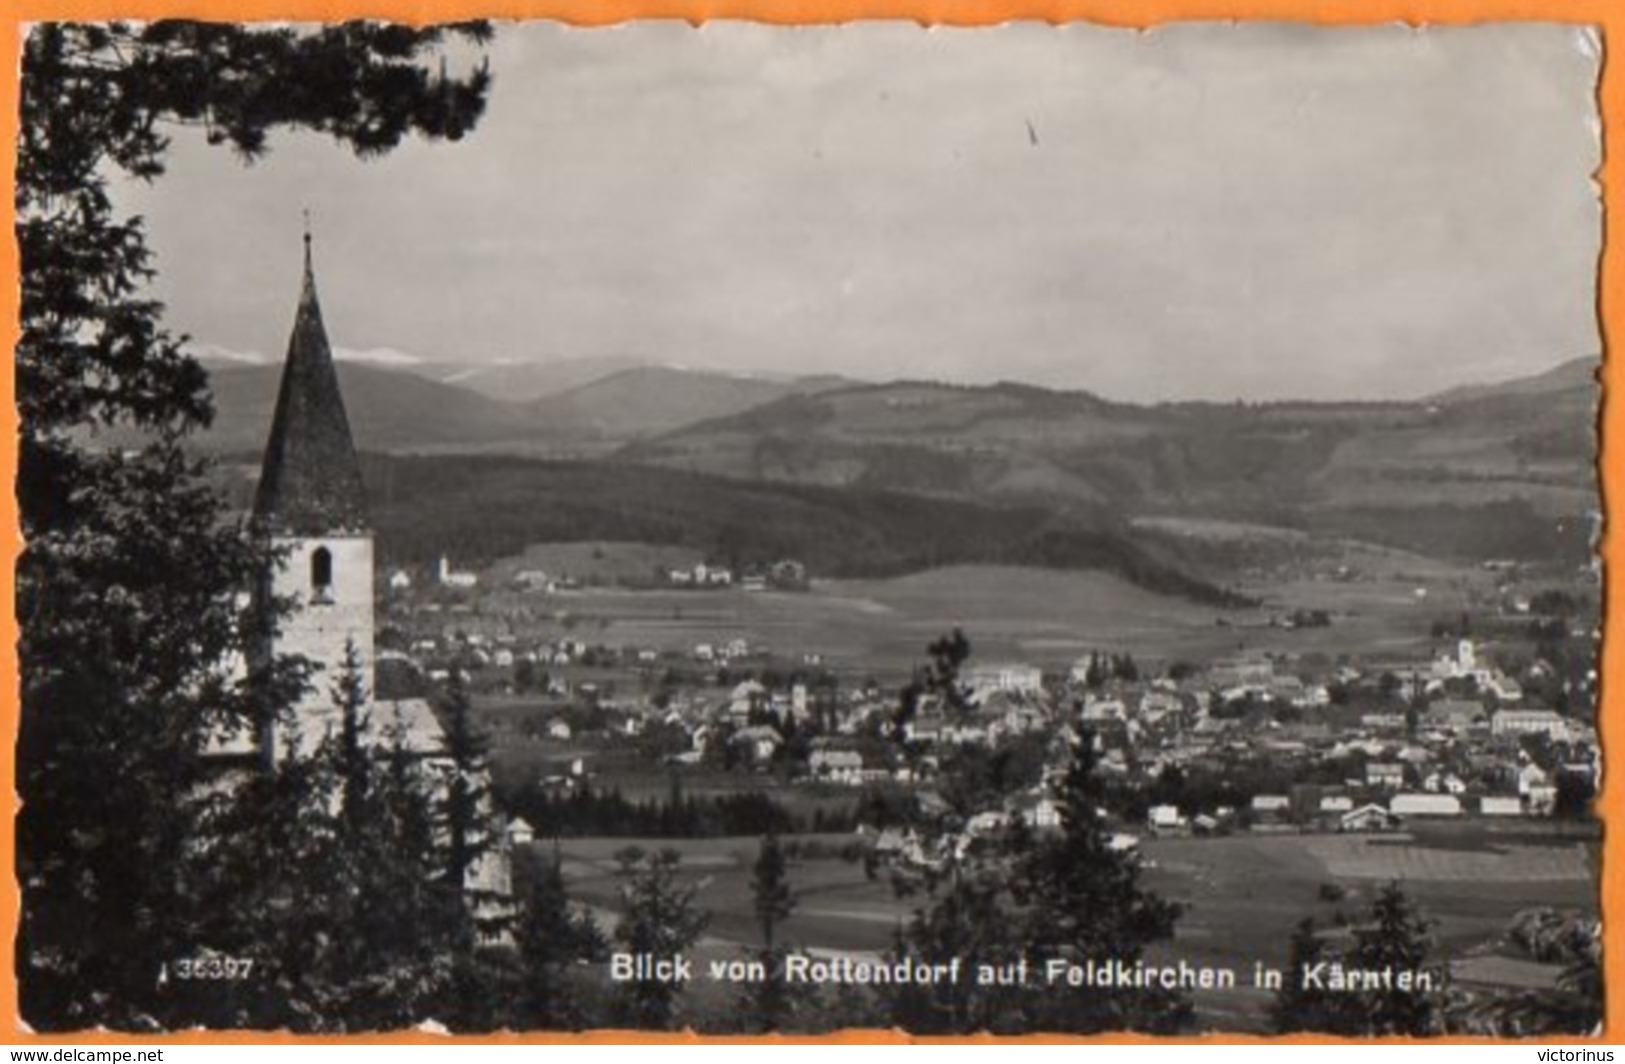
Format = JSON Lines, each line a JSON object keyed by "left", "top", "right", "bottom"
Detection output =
{"left": 7, "top": 14, "right": 1610, "bottom": 1040}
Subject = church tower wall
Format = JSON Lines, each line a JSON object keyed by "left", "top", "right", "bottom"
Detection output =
{"left": 268, "top": 534, "right": 375, "bottom": 752}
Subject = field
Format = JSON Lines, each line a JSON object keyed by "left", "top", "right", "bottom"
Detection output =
{"left": 1138, "top": 822, "right": 1597, "bottom": 1030}
{"left": 464, "top": 563, "right": 1222, "bottom": 681}
{"left": 551, "top": 834, "right": 900, "bottom": 954}
{"left": 545, "top": 821, "right": 1599, "bottom": 1032}
{"left": 483, "top": 541, "right": 700, "bottom": 587}
{"left": 467, "top": 554, "right": 1491, "bottom": 680}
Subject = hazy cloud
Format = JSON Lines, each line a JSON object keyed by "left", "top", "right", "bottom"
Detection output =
{"left": 116, "top": 20, "right": 1601, "bottom": 402}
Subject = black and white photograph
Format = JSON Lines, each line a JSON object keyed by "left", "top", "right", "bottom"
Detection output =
{"left": 14, "top": 19, "right": 1604, "bottom": 1036}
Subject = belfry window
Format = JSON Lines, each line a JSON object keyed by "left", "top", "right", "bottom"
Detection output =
{"left": 311, "top": 547, "right": 334, "bottom": 603}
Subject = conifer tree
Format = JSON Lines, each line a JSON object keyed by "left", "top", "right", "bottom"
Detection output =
{"left": 739, "top": 831, "right": 796, "bottom": 1030}
{"left": 1270, "top": 917, "right": 1349, "bottom": 1034}
{"left": 1271, "top": 883, "right": 1445, "bottom": 1037}
{"left": 441, "top": 668, "right": 490, "bottom": 896}
{"left": 332, "top": 702, "right": 455, "bottom": 1030}
{"left": 276, "top": 660, "right": 454, "bottom": 1030}
{"left": 184, "top": 670, "right": 455, "bottom": 1031}
{"left": 1010, "top": 732, "right": 1189, "bottom": 1034}
{"left": 182, "top": 722, "right": 341, "bottom": 1029}
{"left": 1085, "top": 652, "right": 1108, "bottom": 689}
{"left": 335, "top": 640, "right": 373, "bottom": 831}
{"left": 753, "top": 831, "right": 794, "bottom": 955}
{"left": 610, "top": 847, "right": 711, "bottom": 1029}
{"left": 432, "top": 667, "right": 520, "bottom": 1031}
{"left": 1344, "top": 882, "right": 1443, "bottom": 1036}
{"left": 884, "top": 856, "right": 1029, "bottom": 1034}
{"left": 880, "top": 637, "right": 1188, "bottom": 1035}
{"left": 512, "top": 845, "right": 607, "bottom": 1030}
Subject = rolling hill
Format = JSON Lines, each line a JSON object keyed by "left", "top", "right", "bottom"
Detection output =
{"left": 193, "top": 359, "right": 854, "bottom": 454}
{"left": 617, "top": 381, "right": 1420, "bottom": 510}
{"left": 348, "top": 453, "right": 1246, "bottom": 605}
{"left": 392, "top": 355, "right": 650, "bottom": 403}
{"left": 193, "top": 346, "right": 650, "bottom": 404}
{"left": 192, "top": 350, "right": 1598, "bottom": 570}
{"left": 608, "top": 366, "right": 1598, "bottom": 567}
{"left": 1427, "top": 355, "right": 1597, "bottom": 405}
{"left": 197, "top": 362, "right": 562, "bottom": 454}
{"left": 526, "top": 365, "right": 852, "bottom": 442}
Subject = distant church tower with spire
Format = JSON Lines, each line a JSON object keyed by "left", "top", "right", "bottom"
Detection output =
{"left": 241, "top": 229, "right": 516, "bottom": 927}
{"left": 252, "top": 230, "right": 375, "bottom": 756}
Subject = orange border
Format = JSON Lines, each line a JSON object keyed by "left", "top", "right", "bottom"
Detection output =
{"left": 0, "top": 0, "right": 1615, "bottom": 1045}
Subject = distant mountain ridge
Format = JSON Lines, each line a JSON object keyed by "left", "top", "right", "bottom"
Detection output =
{"left": 527, "top": 365, "right": 853, "bottom": 441}
{"left": 194, "top": 347, "right": 651, "bottom": 404}
{"left": 199, "top": 362, "right": 558, "bottom": 455}
{"left": 609, "top": 359, "right": 1596, "bottom": 567}
{"left": 1425, "top": 355, "right": 1597, "bottom": 405}
{"left": 192, "top": 351, "right": 1597, "bottom": 569}
{"left": 198, "top": 359, "right": 857, "bottom": 454}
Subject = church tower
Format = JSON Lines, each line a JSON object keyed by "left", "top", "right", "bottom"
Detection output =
{"left": 252, "top": 232, "right": 374, "bottom": 756}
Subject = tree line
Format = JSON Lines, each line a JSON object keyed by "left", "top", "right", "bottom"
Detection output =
{"left": 500, "top": 783, "right": 818, "bottom": 839}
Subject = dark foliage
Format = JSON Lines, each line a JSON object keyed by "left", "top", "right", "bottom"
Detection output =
{"left": 1008, "top": 735, "right": 1191, "bottom": 1034}
{"left": 739, "top": 831, "right": 796, "bottom": 1031}
{"left": 346, "top": 453, "right": 1245, "bottom": 604}
{"left": 891, "top": 627, "right": 971, "bottom": 747}
{"left": 608, "top": 847, "right": 710, "bottom": 1029}
{"left": 509, "top": 847, "right": 608, "bottom": 1030}
{"left": 15, "top": 19, "right": 490, "bottom": 1030}
{"left": 1270, "top": 918, "right": 1345, "bottom": 1034}
{"left": 1310, "top": 500, "right": 1593, "bottom": 568}
{"left": 184, "top": 658, "right": 471, "bottom": 1030}
{"left": 881, "top": 634, "right": 1190, "bottom": 1036}
{"left": 499, "top": 781, "right": 808, "bottom": 838}
{"left": 1270, "top": 883, "right": 1446, "bottom": 1037}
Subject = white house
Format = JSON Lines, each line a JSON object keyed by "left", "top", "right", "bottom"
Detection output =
{"left": 1493, "top": 709, "right": 1570, "bottom": 742}
{"left": 1022, "top": 797, "right": 1062, "bottom": 830}
{"left": 733, "top": 725, "right": 781, "bottom": 764}
{"left": 1480, "top": 796, "right": 1524, "bottom": 817}
{"left": 1517, "top": 762, "right": 1550, "bottom": 795}
{"left": 1389, "top": 793, "right": 1462, "bottom": 817}
{"left": 808, "top": 749, "right": 864, "bottom": 784}
{"left": 1081, "top": 698, "right": 1127, "bottom": 723}
{"left": 438, "top": 555, "right": 478, "bottom": 589}
{"left": 1366, "top": 762, "right": 1406, "bottom": 789}
{"left": 967, "top": 663, "right": 1044, "bottom": 697}
{"left": 513, "top": 569, "right": 552, "bottom": 592}
{"left": 1147, "top": 804, "right": 1184, "bottom": 831}
{"left": 729, "top": 680, "right": 767, "bottom": 719}
{"left": 1341, "top": 804, "right": 1399, "bottom": 832}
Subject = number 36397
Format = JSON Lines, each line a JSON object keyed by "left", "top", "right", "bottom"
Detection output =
{"left": 164, "top": 957, "right": 255, "bottom": 981}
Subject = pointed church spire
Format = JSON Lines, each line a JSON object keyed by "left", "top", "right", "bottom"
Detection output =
{"left": 253, "top": 229, "right": 370, "bottom": 535}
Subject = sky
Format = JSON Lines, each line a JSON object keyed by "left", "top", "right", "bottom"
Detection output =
{"left": 115, "top": 20, "right": 1602, "bottom": 403}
